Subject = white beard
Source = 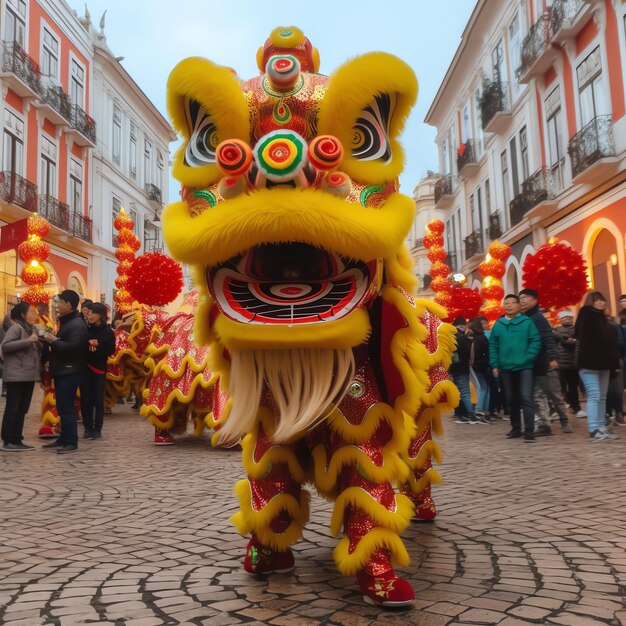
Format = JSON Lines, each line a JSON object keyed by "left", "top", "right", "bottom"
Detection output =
{"left": 219, "top": 348, "right": 354, "bottom": 443}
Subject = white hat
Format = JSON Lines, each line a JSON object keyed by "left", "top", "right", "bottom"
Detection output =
{"left": 557, "top": 310, "right": 573, "bottom": 319}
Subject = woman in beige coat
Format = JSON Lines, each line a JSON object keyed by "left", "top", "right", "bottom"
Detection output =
{"left": 1, "top": 302, "right": 42, "bottom": 451}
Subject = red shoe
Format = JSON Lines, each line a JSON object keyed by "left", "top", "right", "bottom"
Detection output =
{"left": 154, "top": 429, "right": 174, "bottom": 446}
{"left": 243, "top": 538, "right": 294, "bottom": 574}
{"left": 412, "top": 496, "right": 437, "bottom": 522}
{"left": 357, "top": 568, "right": 415, "bottom": 607}
{"left": 38, "top": 425, "right": 58, "bottom": 439}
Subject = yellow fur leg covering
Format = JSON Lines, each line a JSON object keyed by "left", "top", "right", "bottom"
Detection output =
{"left": 231, "top": 479, "right": 310, "bottom": 552}
{"left": 333, "top": 528, "right": 410, "bottom": 576}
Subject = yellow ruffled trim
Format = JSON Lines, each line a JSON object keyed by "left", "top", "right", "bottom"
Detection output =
{"left": 231, "top": 479, "right": 310, "bottom": 551}
{"left": 404, "top": 440, "right": 443, "bottom": 470}
{"left": 329, "top": 489, "right": 414, "bottom": 537}
{"left": 333, "top": 528, "right": 410, "bottom": 576}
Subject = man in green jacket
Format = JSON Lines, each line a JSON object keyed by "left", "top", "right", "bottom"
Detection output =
{"left": 489, "top": 294, "right": 541, "bottom": 442}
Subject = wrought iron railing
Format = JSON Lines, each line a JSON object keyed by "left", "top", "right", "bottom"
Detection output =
{"left": 479, "top": 80, "right": 510, "bottom": 130}
{"left": 1, "top": 41, "right": 42, "bottom": 94}
{"left": 0, "top": 171, "right": 38, "bottom": 212}
{"left": 39, "top": 194, "right": 70, "bottom": 231}
{"left": 447, "top": 252, "right": 458, "bottom": 273}
{"left": 434, "top": 174, "right": 453, "bottom": 204}
{"left": 509, "top": 167, "right": 553, "bottom": 226}
{"left": 40, "top": 82, "right": 71, "bottom": 121}
{"left": 464, "top": 229, "right": 484, "bottom": 259}
{"left": 70, "top": 104, "right": 96, "bottom": 143}
{"left": 518, "top": 13, "right": 552, "bottom": 79}
{"left": 568, "top": 115, "right": 615, "bottom": 179}
{"left": 488, "top": 211, "right": 503, "bottom": 240}
{"left": 145, "top": 183, "right": 162, "bottom": 204}
{"left": 550, "top": 0, "right": 585, "bottom": 36}
{"left": 71, "top": 211, "right": 92, "bottom": 242}
{"left": 457, "top": 139, "right": 478, "bottom": 173}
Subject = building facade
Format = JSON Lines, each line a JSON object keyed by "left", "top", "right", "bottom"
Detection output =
{"left": 0, "top": 0, "right": 172, "bottom": 314}
{"left": 424, "top": 0, "right": 626, "bottom": 313}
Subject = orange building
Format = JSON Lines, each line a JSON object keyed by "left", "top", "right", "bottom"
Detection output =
{"left": 423, "top": 0, "right": 626, "bottom": 314}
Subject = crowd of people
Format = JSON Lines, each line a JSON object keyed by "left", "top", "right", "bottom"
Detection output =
{"left": 0, "top": 290, "right": 115, "bottom": 454}
{"left": 449, "top": 289, "right": 626, "bottom": 443}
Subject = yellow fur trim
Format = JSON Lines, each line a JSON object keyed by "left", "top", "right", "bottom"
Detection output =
{"left": 407, "top": 467, "right": 443, "bottom": 494}
{"left": 404, "top": 440, "right": 442, "bottom": 470}
{"left": 167, "top": 57, "right": 249, "bottom": 188}
{"left": 334, "top": 528, "right": 410, "bottom": 576}
{"left": 385, "top": 247, "right": 418, "bottom": 295}
{"left": 317, "top": 52, "right": 417, "bottom": 185}
{"left": 164, "top": 190, "right": 413, "bottom": 268}
{"left": 231, "top": 479, "right": 310, "bottom": 551}
{"left": 329, "top": 489, "right": 413, "bottom": 537}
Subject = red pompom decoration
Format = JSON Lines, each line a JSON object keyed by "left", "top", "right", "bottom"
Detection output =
{"left": 446, "top": 285, "right": 482, "bottom": 323}
{"left": 522, "top": 241, "right": 588, "bottom": 309}
{"left": 427, "top": 246, "right": 447, "bottom": 263}
{"left": 481, "top": 284, "right": 505, "bottom": 301}
{"left": 113, "top": 212, "right": 134, "bottom": 231}
{"left": 115, "top": 245, "right": 136, "bottom": 263}
{"left": 430, "top": 261, "right": 451, "bottom": 279}
{"left": 18, "top": 239, "right": 50, "bottom": 263}
{"left": 22, "top": 286, "right": 51, "bottom": 305}
{"left": 488, "top": 242, "right": 512, "bottom": 261}
{"left": 477, "top": 259, "right": 506, "bottom": 279}
{"left": 422, "top": 233, "right": 444, "bottom": 249}
{"left": 27, "top": 214, "right": 51, "bottom": 238}
{"left": 427, "top": 218, "right": 445, "bottom": 235}
{"left": 21, "top": 262, "right": 47, "bottom": 286}
{"left": 127, "top": 252, "right": 184, "bottom": 307}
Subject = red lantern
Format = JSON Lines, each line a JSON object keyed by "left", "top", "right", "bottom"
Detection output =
{"left": 477, "top": 259, "right": 506, "bottom": 279}
{"left": 115, "top": 245, "right": 136, "bottom": 263}
{"left": 127, "top": 252, "right": 184, "bottom": 307}
{"left": 427, "top": 247, "right": 448, "bottom": 264}
{"left": 22, "top": 286, "right": 51, "bottom": 305}
{"left": 27, "top": 214, "right": 51, "bottom": 238}
{"left": 21, "top": 262, "right": 47, "bottom": 286}
{"left": 427, "top": 218, "right": 445, "bottom": 235}
{"left": 429, "top": 261, "right": 450, "bottom": 279}
{"left": 18, "top": 239, "right": 50, "bottom": 263}
{"left": 481, "top": 284, "right": 504, "bottom": 301}
{"left": 488, "top": 242, "right": 512, "bottom": 261}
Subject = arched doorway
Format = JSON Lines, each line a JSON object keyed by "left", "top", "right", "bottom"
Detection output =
{"left": 590, "top": 229, "right": 620, "bottom": 313}
{"left": 505, "top": 263, "right": 519, "bottom": 295}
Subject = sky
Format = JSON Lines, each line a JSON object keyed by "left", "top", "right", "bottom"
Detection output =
{"left": 67, "top": 0, "right": 476, "bottom": 200}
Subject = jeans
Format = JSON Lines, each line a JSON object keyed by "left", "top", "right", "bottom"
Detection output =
{"left": 559, "top": 369, "right": 581, "bottom": 412}
{"left": 499, "top": 369, "right": 535, "bottom": 433}
{"left": 534, "top": 370, "right": 569, "bottom": 425}
{"left": 578, "top": 369, "right": 610, "bottom": 434}
{"left": 451, "top": 373, "right": 473, "bottom": 415}
{"left": 472, "top": 369, "right": 490, "bottom": 413}
{"left": 80, "top": 369, "right": 106, "bottom": 433}
{"left": 1, "top": 381, "right": 35, "bottom": 445}
{"left": 54, "top": 373, "right": 82, "bottom": 447}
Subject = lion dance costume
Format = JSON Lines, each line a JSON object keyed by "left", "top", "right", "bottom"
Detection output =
{"left": 163, "top": 27, "right": 458, "bottom": 606}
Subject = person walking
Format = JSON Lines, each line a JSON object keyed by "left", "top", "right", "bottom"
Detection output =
{"left": 575, "top": 291, "right": 620, "bottom": 441}
{"left": 553, "top": 310, "right": 585, "bottom": 418}
{"left": 519, "top": 288, "right": 572, "bottom": 434}
{"left": 604, "top": 307, "right": 624, "bottom": 427}
{"left": 0, "top": 302, "right": 42, "bottom": 451}
{"left": 489, "top": 294, "right": 541, "bottom": 442}
{"left": 450, "top": 317, "right": 481, "bottom": 424}
{"left": 468, "top": 318, "right": 491, "bottom": 420}
{"left": 80, "top": 303, "right": 115, "bottom": 439}
{"left": 41, "top": 290, "right": 89, "bottom": 454}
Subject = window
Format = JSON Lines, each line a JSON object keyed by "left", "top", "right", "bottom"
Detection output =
{"left": 545, "top": 87, "right": 565, "bottom": 192}
{"left": 5, "top": 0, "right": 26, "bottom": 47}
{"left": 129, "top": 121, "right": 137, "bottom": 180}
{"left": 577, "top": 47, "right": 607, "bottom": 126}
{"left": 473, "top": 85, "right": 484, "bottom": 156}
{"left": 485, "top": 178, "right": 491, "bottom": 214}
{"left": 509, "top": 136, "right": 519, "bottom": 194}
{"left": 41, "top": 27, "right": 59, "bottom": 78}
{"left": 446, "top": 209, "right": 461, "bottom": 271}
{"left": 492, "top": 38, "right": 507, "bottom": 84}
{"left": 112, "top": 196, "right": 122, "bottom": 246}
{"left": 144, "top": 138, "right": 152, "bottom": 185}
{"left": 70, "top": 60, "right": 84, "bottom": 107}
{"left": 501, "top": 150, "right": 511, "bottom": 219}
{"left": 39, "top": 136, "right": 56, "bottom": 197}
{"left": 519, "top": 126, "right": 529, "bottom": 182}
{"left": 461, "top": 103, "right": 471, "bottom": 143}
{"left": 112, "top": 105, "right": 122, "bottom": 165}
{"left": 156, "top": 150, "right": 164, "bottom": 188}
{"left": 3, "top": 110, "right": 24, "bottom": 175}
{"left": 69, "top": 159, "right": 83, "bottom": 215}
{"left": 509, "top": 12, "right": 522, "bottom": 98}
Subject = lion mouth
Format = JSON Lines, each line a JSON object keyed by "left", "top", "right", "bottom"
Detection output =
{"left": 206, "top": 243, "right": 376, "bottom": 325}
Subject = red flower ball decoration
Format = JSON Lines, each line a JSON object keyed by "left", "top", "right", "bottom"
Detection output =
{"left": 113, "top": 212, "right": 134, "bottom": 232}
{"left": 522, "top": 241, "right": 588, "bottom": 309}
{"left": 21, "top": 262, "right": 47, "bottom": 286}
{"left": 429, "top": 261, "right": 450, "bottom": 279}
{"left": 477, "top": 259, "right": 506, "bottom": 279}
{"left": 427, "top": 218, "right": 445, "bottom": 235}
{"left": 422, "top": 233, "right": 444, "bottom": 249}
{"left": 22, "top": 286, "right": 50, "bottom": 305}
{"left": 18, "top": 239, "right": 50, "bottom": 263}
{"left": 427, "top": 246, "right": 447, "bottom": 263}
{"left": 27, "top": 214, "right": 51, "bottom": 238}
{"left": 488, "top": 242, "right": 512, "bottom": 261}
{"left": 127, "top": 252, "right": 184, "bottom": 307}
{"left": 115, "top": 245, "right": 136, "bottom": 263}
{"left": 481, "top": 284, "right": 505, "bottom": 301}
{"left": 117, "top": 229, "right": 141, "bottom": 251}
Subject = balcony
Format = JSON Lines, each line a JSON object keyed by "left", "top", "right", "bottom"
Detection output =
{"left": 0, "top": 41, "right": 42, "bottom": 99}
{"left": 509, "top": 167, "right": 555, "bottom": 226}
{"left": 68, "top": 104, "right": 96, "bottom": 147}
{"left": 568, "top": 115, "right": 618, "bottom": 184}
{"left": 464, "top": 229, "right": 484, "bottom": 261}
{"left": 487, "top": 211, "right": 503, "bottom": 240}
{"left": 34, "top": 79, "right": 71, "bottom": 126}
{"left": 145, "top": 183, "right": 163, "bottom": 206}
{"left": 479, "top": 80, "right": 512, "bottom": 134}
{"left": 414, "top": 237, "right": 424, "bottom": 250}
{"left": 39, "top": 194, "right": 70, "bottom": 231}
{"left": 551, "top": 0, "right": 594, "bottom": 44}
{"left": 71, "top": 211, "right": 92, "bottom": 243}
{"left": 517, "top": 13, "right": 555, "bottom": 84}
{"left": 434, "top": 174, "right": 454, "bottom": 209}
{"left": 0, "top": 171, "right": 38, "bottom": 212}
{"left": 456, "top": 139, "right": 481, "bottom": 178}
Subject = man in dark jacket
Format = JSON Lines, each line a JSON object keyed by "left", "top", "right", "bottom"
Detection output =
{"left": 553, "top": 310, "right": 584, "bottom": 417}
{"left": 519, "top": 289, "right": 572, "bottom": 435}
{"left": 41, "top": 290, "right": 89, "bottom": 454}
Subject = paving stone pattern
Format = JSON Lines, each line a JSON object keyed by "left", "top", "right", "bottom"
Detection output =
{"left": 1, "top": 393, "right": 625, "bottom": 625}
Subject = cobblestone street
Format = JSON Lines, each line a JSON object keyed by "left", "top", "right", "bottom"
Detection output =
{"left": 1, "top": 397, "right": 625, "bottom": 626}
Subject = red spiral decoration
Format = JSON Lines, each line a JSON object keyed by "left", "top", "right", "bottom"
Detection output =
{"left": 127, "top": 252, "right": 184, "bottom": 307}
{"left": 308, "top": 135, "right": 343, "bottom": 171}
{"left": 216, "top": 139, "right": 253, "bottom": 177}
